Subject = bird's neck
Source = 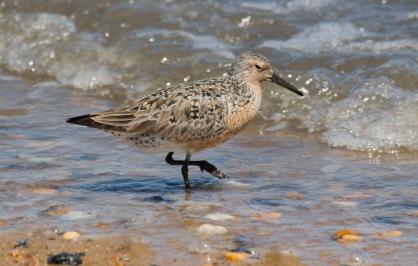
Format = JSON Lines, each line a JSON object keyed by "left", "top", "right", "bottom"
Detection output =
{"left": 231, "top": 75, "right": 262, "bottom": 107}
{"left": 224, "top": 76, "right": 262, "bottom": 131}
{"left": 246, "top": 80, "right": 262, "bottom": 114}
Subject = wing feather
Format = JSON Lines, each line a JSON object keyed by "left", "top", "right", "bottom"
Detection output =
{"left": 88, "top": 78, "right": 230, "bottom": 140}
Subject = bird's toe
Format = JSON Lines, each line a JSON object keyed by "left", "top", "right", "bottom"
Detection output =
{"left": 210, "top": 170, "right": 229, "bottom": 179}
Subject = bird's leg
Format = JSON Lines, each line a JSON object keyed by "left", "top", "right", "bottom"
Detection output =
{"left": 182, "top": 153, "right": 191, "bottom": 191}
{"left": 165, "top": 152, "right": 191, "bottom": 191}
{"left": 165, "top": 152, "right": 183, "bottom": 166}
{"left": 165, "top": 152, "right": 229, "bottom": 186}
{"left": 188, "top": 160, "right": 229, "bottom": 179}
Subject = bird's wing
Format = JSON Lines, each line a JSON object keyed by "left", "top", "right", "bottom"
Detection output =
{"left": 91, "top": 79, "right": 230, "bottom": 139}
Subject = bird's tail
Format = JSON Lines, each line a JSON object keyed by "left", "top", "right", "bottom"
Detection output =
{"left": 66, "top": 113, "right": 127, "bottom": 132}
{"left": 66, "top": 114, "right": 97, "bottom": 126}
{"left": 67, "top": 110, "right": 135, "bottom": 132}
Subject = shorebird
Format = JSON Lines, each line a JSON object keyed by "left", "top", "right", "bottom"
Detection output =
{"left": 67, "top": 52, "right": 303, "bottom": 191}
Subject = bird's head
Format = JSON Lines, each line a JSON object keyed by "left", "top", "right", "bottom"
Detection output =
{"left": 229, "top": 51, "right": 303, "bottom": 96}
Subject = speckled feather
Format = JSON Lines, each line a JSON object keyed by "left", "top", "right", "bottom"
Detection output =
{"left": 68, "top": 52, "right": 279, "bottom": 152}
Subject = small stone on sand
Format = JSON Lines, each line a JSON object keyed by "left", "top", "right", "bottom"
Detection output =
{"left": 47, "top": 252, "right": 85, "bottom": 265}
{"left": 8, "top": 249, "right": 39, "bottom": 265}
{"left": 252, "top": 212, "right": 282, "bottom": 221}
{"left": 111, "top": 255, "right": 125, "bottom": 266}
{"left": 62, "top": 231, "right": 80, "bottom": 240}
{"left": 14, "top": 239, "right": 28, "bottom": 248}
{"left": 224, "top": 251, "right": 248, "bottom": 262}
{"left": 196, "top": 224, "right": 228, "bottom": 236}
{"left": 204, "top": 213, "right": 235, "bottom": 221}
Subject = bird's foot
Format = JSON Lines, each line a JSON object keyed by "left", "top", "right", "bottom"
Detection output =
{"left": 197, "top": 161, "right": 216, "bottom": 173}
{"left": 194, "top": 160, "right": 229, "bottom": 179}
{"left": 210, "top": 169, "right": 229, "bottom": 179}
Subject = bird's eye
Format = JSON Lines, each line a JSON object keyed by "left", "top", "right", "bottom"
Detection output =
{"left": 255, "top": 64, "right": 262, "bottom": 70}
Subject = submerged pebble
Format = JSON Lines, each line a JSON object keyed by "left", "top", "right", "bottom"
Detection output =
{"left": 254, "top": 250, "right": 304, "bottom": 266}
{"left": 342, "top": 192, "right": 373, "bottom": 200}
{"left": 222, "top": 179, "right": 250, "bottom": 187}
{"left": 184, "top": 202, "right": 221, "bottom": 212}
{"left": 62, "top": 210, "right": 96, "bottom": 220}
{"left": 196, "top": 224, "right": 228, "bottom": 236}
{"left": 373, "top": 230, "right": 402, "bottom": 238}
{"left": 232, "top": 235, "right": 255, "bottom": 255}
{"left": 30, "top": 187, "right": 58, "bottom": 195}
{"left": 143, "top": 195, "right": 174, "bottom": 203}
{"left": 204, "top": 213, "right": 235, "bottom": 221}
{"left": 188, "top": 241, "right": 211, "bottom": 255}
{"left": 285, "top": 192, "right": 304, "bottom": 200}
{"left": 94, "top": 222, "right": 111, "bottom": 230}
{"left": 406, "top": 210, "right": 418, "bottom": 217}
{"left": 252, "top": 212, "right": 282, "bottom": 221}
{"left": 42, "top": 205, "right": 70, "bottom": 216}
{"left": 340, "top": 234, "right": 361, "bottom": 242}
{"left": 332, "top": 201, "right": 358, "bottom": 207}
{"left": 334, "top": 229, "right": 361, "bottom": 243}
{"left": 62, "top": 231, "right": 80, "bottom": 240}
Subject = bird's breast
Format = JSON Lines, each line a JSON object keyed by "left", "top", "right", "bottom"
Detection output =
{"left": 224, "top": 84, "right": 261, "bottom": 131}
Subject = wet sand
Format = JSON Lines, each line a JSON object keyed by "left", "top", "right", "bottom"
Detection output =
{"left": 0, "top": 229, "right": 304, "bottom": 266}
{"left": 0, "top": 230, "right": 153, "bottom": 266}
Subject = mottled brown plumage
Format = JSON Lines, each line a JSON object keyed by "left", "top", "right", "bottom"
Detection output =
{"left": 67, "top": 51, "right": 303, "bottom": 190}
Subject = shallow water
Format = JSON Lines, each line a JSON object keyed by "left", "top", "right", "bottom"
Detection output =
{"left": 0, "top": 0, "right": 418, "bottom": 265}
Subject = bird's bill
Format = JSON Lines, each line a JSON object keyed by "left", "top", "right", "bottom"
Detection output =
{"left": 270, "top": 72, "right": 304, "bottom": 96}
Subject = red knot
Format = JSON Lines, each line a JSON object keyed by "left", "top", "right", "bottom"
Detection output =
{"left": 67, "top": 51, "right": 303, "bottom": 191}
